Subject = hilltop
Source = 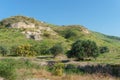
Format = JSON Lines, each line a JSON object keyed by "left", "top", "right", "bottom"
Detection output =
{"left": 1, "top": 16, "right": 120, "bottom": 47}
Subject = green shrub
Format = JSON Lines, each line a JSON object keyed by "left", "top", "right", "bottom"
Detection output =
{"left": 13, "top": 44, "right": 36, "bottom": 56}
{"left": 50, "top": 43, "right": 64, "bottom": 58}
{"left": 64, "top": 64, "right": 77, "bottom": 74}
{"left": 65, "top": 64, "right": 84, "bottom": 74}
{"left": 10, "top": 45, "right": 18, "bottom": 56}
{"left": 67, "top": 40, "right": 99, "bottom": 60}
{"left": 64, "top": 30, "right": 77, "bottom": 39}
{"left": 52, "top": 62, "right": 64, "bottom": 76}
{"left": 0, "top": 61, "right": 16, "bottom": 80}
{"left": 33, "top": 42, "right": 52, "bottom": 55}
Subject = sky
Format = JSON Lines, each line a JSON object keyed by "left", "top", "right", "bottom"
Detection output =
{"left": 0, "top": 0, "right": 120, "bottom": 36}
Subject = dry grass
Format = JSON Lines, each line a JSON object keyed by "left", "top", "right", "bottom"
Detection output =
{"left": 21, "top": 69, "right": 119, "bottom": 80}
{"left": 61, "top": 74, "right": 118, "bottom": 80}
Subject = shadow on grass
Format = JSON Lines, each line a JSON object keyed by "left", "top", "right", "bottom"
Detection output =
{"left": 65, "top": 64, "right": 120, "bottom": 77}
{"left": 37, "top": 56, "right": 53, "bottom": 59}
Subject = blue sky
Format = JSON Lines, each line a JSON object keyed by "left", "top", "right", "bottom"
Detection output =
{"left": 0, "top": 0, "right": 120, "bottom": 36}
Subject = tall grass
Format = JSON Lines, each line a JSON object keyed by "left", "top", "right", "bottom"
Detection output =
{"left": 0, "top": 58, "right": 41, "bottom": 80}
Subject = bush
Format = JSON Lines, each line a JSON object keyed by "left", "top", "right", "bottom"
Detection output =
{"left": 12, "top": 44, "right": 36, "bottom": 56}
{"left": 0, "top": 61, "right": 16, "bottom": 80}
{"left": 99, "top": 46, "right": 109, "bottom": 53}
{"left": 0, "top": 45, "right": 8, "bottom": 56}
{"left": 43, "top": 31, "right": 51, "bottom": 38}
{"left": 52, "top": 62, "right": 64, "bottom": 76}
{"left": 33, "top": 42, "right": 52, "bottom": 55}
{"left": 50, "top": 43, "right": 64, "bottom": 58}
{"left": 67, "top": 40, "right": 99, "bottom": 60}
{"left": 64, "top": 30, "right": 77, "bottom": 39}
{"left": 64, "top": 64, "right": 77, "bottom": 74}
{"left": 10, "top": 45, "right": 18, "bottom": 56}
{"left": 65, "top": 64, "right": 84, "bottom": 74}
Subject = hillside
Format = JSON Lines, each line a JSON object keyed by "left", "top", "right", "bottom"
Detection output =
{"left": 0, "top": 15, "right": 120, "bottom": 64}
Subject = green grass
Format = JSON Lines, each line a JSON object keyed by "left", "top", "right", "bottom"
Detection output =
{"left": 0, "top": 28, "right": 36, "bottom": 48}
{"left": 0, "top": 58, "right": 42, "bottom": 80}
{"left": 0, "top": 60, "right": 16, "bottom": 80}
{"left": 91, "top": 52, "right": 120, "bottom": 64}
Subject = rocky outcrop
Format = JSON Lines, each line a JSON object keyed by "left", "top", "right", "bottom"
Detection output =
{"left": 0, "top": 16, "right": 60, "bottom": 41}
{"left": 3, "top": 19, "right": 58, "bottom": 40}
{"left": 82, "top": 28, "right": 89, "bottom": 34}
{"left": 16, "top": 22, "right": 57, "bottom": 40}
{"left": 11, "top": 22, "right": 35, "bottom": 28}
{"left": 22, "top": 31, "right": 42, "bottom": 40}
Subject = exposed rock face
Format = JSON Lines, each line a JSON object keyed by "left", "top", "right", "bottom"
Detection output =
{"left": 10, "top": 21, "right": 42, "bottom": 40}
{"left": 22, "top": 30, "right": 42, "bottom": 40}
{"left": 80, "top": 27, "right": 90, "bottom": 34}
{"left": 14, "top": 22, "right": 57, "bottom": 40}
{"left": 11, "top": 22, "right": 35, "bottom": 28}
{"left": 82, "top": 29, "right": 89, "bottom": 34}
{"left": 0, "top": 16, "right": 59, "bottom": 41}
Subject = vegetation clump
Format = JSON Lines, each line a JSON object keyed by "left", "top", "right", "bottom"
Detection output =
{"left": 12, "top": 44, "right": 36, "bottom": 56}
{"left": 51, "top": 62, "right": 65, "bottom": 76}
{"left": 0, "top": 61, "right": 16, "bottom": 80}
{"left": 0, "top": 45, "right": 8, "bottom": 56}
{"left": 50, "top": 43, "right": 64, "bottom": 58}
{"left": 67, "top": 40, "right": 99, "bottom": 60}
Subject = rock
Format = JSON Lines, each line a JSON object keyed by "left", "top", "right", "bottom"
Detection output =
{"left": 11, "top": 22, "right": 35, "bottom": 28}
{"left": 23, "top": 31, "right": 42, "bottom": 40}
{"left": 82, "top": 28, "right": 89, "bottom": 34}
{"left": 6, "top": 20, "right": 57, "bottom": 41}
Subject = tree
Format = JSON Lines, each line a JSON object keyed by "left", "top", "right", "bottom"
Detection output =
{"left": 0, "top": 46, "right": 8, "bottom": 56}
{"left": 67, "top": 40, "right": 99, "bottom": 60}
{"left": 50, "top": 44, "right": 64, "bottom": 58}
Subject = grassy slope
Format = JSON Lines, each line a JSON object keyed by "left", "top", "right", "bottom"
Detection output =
{"left": 51, "top": 25, "right": 120, "bottom": 64}
{"left": 0, "top": 28, "right": 35, "bottom": 47}
{"left": 0, "top": 16, "right": 120, "bottom": 64}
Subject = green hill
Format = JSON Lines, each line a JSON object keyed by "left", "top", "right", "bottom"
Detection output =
{"left": 0, "top": 15, "right": 120, "bottom": 64}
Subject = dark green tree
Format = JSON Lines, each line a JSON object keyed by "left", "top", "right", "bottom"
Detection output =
{"left": 67, "top": 40, "right": 99, "bottom": 60}
{"left": 50, "top": 43, "right": 64, "bottom": 58}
